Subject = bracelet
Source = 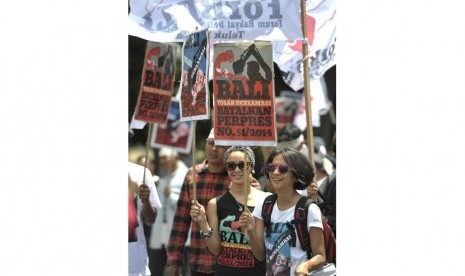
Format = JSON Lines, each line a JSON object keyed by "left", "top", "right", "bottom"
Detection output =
{"left": 200, "top": 228, "right": 213, "bottom": 239}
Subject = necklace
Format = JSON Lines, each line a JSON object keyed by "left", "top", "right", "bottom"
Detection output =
{"left": 233, "top": 196, "right": 244, "bottom": 212}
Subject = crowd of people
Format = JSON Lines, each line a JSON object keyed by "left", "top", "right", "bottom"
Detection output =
{"left": 128, "top": 124, "right": 336, "bottom": 276}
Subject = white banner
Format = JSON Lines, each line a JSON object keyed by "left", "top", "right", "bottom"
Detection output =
{"left": 292, "top": 77, "right": 330, "bottom": 130}
{"left": 274, "top": 0, "right": 336, "bottom": 90}
{"left": 128, "top": 0, "right": 302, "bottom": 42}
{"left": 130, "top": 112, "right": 147, "bottom": 129}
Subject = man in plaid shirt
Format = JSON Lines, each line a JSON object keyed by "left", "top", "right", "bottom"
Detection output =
{"left": 165, "top": 130, "right": 229, "bottom": 276}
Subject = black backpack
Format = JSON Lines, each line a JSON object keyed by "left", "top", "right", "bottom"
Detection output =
{"left": 261, "top": 194, "right": 336, "bottom": 264}
{"left": 318, "top": 173, "right": 336, "bottom": 236}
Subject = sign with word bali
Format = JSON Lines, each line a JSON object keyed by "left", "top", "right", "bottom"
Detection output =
{"left": 151, "top": 97, "right": 193, "bottom": 154}
{"left": 213, "top": 42, "right": 276, "bottom": 147}
{"left": 134, "top": 41, "right": 176, "bottom": 124}
{"left": 180, "top": 28, "right": 210, "bottom": 121}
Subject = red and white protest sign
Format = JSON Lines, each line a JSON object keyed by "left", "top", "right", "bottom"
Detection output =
{"left": 151, "top": 98, "right": 193, "bottom": 154}
{"left": 134, "top": 41, "right": 176, "bottom": 124}
{"left": 213, "top": 42, "right": 276, "bottom": 147}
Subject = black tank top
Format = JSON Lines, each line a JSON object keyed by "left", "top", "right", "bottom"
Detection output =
{"left": 215, "top": 191, "right": 265, "bottom": 276}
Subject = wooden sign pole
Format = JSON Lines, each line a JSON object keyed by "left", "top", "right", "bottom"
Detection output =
{"left": 142, "top": 123, "right": 154, "bottom": 184}
{"left": 301, "top": 0, "right": 315, "bottom": 164}
{"left": 191, "top": 121, "right": 197, "bottom": 201}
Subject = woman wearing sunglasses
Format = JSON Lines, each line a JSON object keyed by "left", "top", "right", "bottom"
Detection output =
{"left": 190, "top": 146, "right": 270, "bottom": 276}
{"left": 239, "top": 148, "right": 326, "bottom": 276}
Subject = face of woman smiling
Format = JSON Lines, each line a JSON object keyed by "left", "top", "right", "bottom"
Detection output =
{"left": 268, "top": 154, "right": 296, "bottom": 192}
{"left": 225, "top": 151, "right": 252, "bottom": 186}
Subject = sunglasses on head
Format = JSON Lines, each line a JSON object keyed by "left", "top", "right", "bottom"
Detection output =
{"left": 265, "top": 163, "right": 292, "bottom": 175}
{"left": 225, "top": 161, "right": 251, "bottom": 171}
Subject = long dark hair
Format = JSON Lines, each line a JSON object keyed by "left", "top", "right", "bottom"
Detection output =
{"left": 265, "top": 148, "right": 315, "bottom": 190}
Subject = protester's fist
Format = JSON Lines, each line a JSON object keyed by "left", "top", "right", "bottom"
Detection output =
{"left": 295, "top": 262, "right": 309, "bottom": 276}
{"left": 190, "top": 200, "right": 207, "bottom": 224}
{"left": 239, "top": 210, "right": 255, "bottom": 231}
{"left": 307, "top": 181, "right": 318, "bottom": 201}
{"left": 138, "top": 183, "right": 150, "bottom": 204}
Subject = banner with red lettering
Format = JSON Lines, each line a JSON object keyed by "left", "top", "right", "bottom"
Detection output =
{"left": 151, "top": 97, "right": 193, "bottom": 153}
{"left": 180, "top": 28, "right": 210, "bottom": 121}
{"left": 128, "top": 0, "right": 301, "bottom": 42}
{"left": 134, "top": 41, "right": 177, "bottom": 124}
{"left": 213, "top": 42, "right": 276, "bottom": 147}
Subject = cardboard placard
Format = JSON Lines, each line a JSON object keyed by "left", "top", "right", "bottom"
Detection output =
{"left": 134, "top": 41, "right": 176, "bottom": 124}
{"left": 180, "top": 29, "right": 210, "bottom": 121}
{"left": 213, "top": 42, "right": 276, "bottom": 147}
{"left": 151, "top": 98, "right": 193, "bottom": 154}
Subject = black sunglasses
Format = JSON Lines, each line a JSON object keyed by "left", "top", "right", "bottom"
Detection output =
{"left": 265, "top": 163, "right": 292, "bottom": 175}
{"left": 226, "top": 161, "right": 251, "bottom": 171}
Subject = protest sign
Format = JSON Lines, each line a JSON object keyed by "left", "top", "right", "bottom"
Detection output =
{"left": 213, "top": 42, "right": 276, "bottom": 147}
{"left": 275, "top": 95, "right": 301, "bottom": 133}
{"left": 151, "top": 98, "right": 193, "bottom": 154}
{"left": 180, "top": 28, "right": 210, "bottom": 121}
{"left": 134, "top": 41, "right": 176, "bottom": 124}
{"left": 128, "top": 0, "right": 302, "bottom": 42}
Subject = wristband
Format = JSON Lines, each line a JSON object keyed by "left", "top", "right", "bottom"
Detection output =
{"left": 200, "top": 228, "right": 213, "bottom": 239}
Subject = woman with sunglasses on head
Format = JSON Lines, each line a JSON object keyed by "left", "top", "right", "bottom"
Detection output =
{"left": 239, "top": 148, "right": 326, "bottom": 276}
{"left": 190, "top": 146, "right": 270, "bottom": 276}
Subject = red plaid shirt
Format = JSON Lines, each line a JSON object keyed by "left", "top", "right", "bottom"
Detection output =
{"left": 166, "top": 160, "right": 230, "bottom": 274}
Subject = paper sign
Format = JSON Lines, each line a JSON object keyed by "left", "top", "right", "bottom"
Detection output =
{"left": 213, "top": 42, "right": 276, "bottom": 147}
{"left": 151, "top": 98, "right": 193, "bottom": 154}
{"left": 180, "top": 29, "right": 210, "bottom": 121}
{"left": 134, "top": 41, "right": 176, "bottom": 124}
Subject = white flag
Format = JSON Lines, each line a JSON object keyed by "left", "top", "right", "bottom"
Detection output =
{"left": 293, "top": 77, "right": 330, "bottom": 130}
{"left": 274, "top": 0, "right": 336, "bottom": 90}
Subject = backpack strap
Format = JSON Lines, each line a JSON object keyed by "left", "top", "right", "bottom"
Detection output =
{"left": 261, "top": 194, "right": 278, "bottom": 238}
{"left": 301, "top": 196, "right": 337, "bottom": 264}
{"left": 293, "top": 196, "right": 313, "bottom": 259}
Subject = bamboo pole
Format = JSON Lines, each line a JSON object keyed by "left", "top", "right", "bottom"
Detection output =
{"left": 300, "top": 0, "right": 315, "bottom": 164}
{"left": 191, "top": 121, "right": 197, "bottom": 201}
{"left": 142, "top": 123, "right": 153, "bottom": 184}
{"left": 243, "top": 150, "right": 249, "bottom": 212}
{"left": 192, "top": 26, "right": 199, "bottom": 202}
{"left": 243, "top": 149, "right": 249, "bottom": 235}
